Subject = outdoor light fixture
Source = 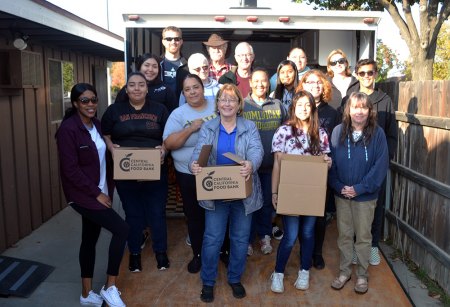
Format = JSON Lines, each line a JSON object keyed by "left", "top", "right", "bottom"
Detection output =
{"left": 246, "top": 16, "right": 258, "bottom": 22}
{"left": 128, "top": 15, "right": 140, "bottom": 21}
{"left": 279, "top": 17, "right": 290, "bottom": 23}
{"left": 363, "top": 17, "right": 375, "bottom": 24}
{"left": 13, "top": 37, "right": 28, "bottom": 50}
{"left": 214, "top": 16, "right": 227, "bottom": 22}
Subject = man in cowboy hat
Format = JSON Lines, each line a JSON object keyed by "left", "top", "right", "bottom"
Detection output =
{"left": 203, "top": 33, "right": 235, "bottom": 81}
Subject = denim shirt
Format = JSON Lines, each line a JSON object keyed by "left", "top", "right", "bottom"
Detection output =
{"left": 190, "top": 116, "right": 264, "bottom": 215}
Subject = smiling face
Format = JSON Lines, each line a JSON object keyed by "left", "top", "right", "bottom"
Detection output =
{"left": 139, "top": 58, "right": 159, "bottom": 82}
{"left": 74, "top": 90, "right": 97, "bottom": 124}
{"left": 126, "top": 74, "right": 148, "bottom": 104}
{"left": 234, "top": 43, "right": 254, "bottom": 71}
{"left": 183, "top": 77, "right": 205, "bottom": 108}
{"left": 302, "top": 73, "right": 324, "bottom": 102}
{"left": 162, "top": 30, "right": 183, "bottom": 56}
{"left": 250, "top": 70, "right": 269, "bottom": 100}
{"left": 294, "top": 96, "right": 312, "bottom": 122}
{"left": 189, "top": 57, "right": 210, "bottom": 82}
{"left": 279, "top": 64, "right": 296, "bottom": 88}
{"left": 217, "top": 90, "right": 240, "bottom": 119}
{"left": 356, "top": 63, "right": 377, "bottom": 90}
{"left": 288, "top": 48, "right": 307, "bottom": 72}
{"left": 349, "top": 97, "right": 369, "bottom": 128}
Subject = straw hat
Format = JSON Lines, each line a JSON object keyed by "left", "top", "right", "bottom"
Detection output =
{"left": 203, "top": 34, "right": 228, "bottom": 47}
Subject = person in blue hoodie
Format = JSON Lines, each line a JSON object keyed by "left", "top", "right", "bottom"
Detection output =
{"left": 115, "top": 53, "right": 178, "bottom": 114}
{"left": 328, "top": 92, "right": 388, "bottom": 295}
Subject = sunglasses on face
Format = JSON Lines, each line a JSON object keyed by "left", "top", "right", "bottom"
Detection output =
{"left": 163, "top": 37, "right": 182, "bottom": 42}
{"left": 358, "top": 70, "right": 375, "bottom": 77}
{"left": 78, "top": 97, "right": 98, "bottom": 104}
{"left": 329, "top": 58, "right": 346, "bottom": 66}
{"left": 193, "top": 65, "right": 209, "bottom": 72}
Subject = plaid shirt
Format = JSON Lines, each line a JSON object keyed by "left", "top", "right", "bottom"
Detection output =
{"left": 209, "top": 62, "right": 233, "bottom": 81}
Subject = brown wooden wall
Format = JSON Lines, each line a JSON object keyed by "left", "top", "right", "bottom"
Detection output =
{"left": 379, "top": 80, "right": 450, "bottom": 294}
{"left": 0, "top": 37, "right": 109, "bottom": 252}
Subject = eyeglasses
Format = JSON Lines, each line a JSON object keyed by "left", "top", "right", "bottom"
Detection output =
{"left": 236, "top": 53, "right": 253, "bottom": 58}
{"left": 163, "top": 37, "right": 182, "bottom": 42}
{"left": 304, "top": 81, "right": 323, "bottom": 86}
{"left": 193, "top": 65, "right": 209, "bottom": 72}
{"left": 329, "top": 58, "right": 346, "bottom": 66}
{"left": 218, "top": 98, "right": 238, "bottom": 104}
{"left": 358, "top": 70, "right": 375, "bottom": 77}
{"left": 78, "top": 97, "right": 98, "bottom": 104}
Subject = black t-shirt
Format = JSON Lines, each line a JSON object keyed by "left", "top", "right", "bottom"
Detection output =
{"left": 101, "top": 101, "right": 168, "bottom": 148}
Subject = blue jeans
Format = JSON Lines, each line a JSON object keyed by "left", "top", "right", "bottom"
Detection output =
{"left": 201, "top": 200, "right": 253, "bottom": 286}
{"left": 250, "top": 172, "right": 273, "bottom": 242}
{"left": 115, "top": 166, "right": 168, "bottom": 254}
{"left": 275, "top": 215, "right": 316, "bottom": 272}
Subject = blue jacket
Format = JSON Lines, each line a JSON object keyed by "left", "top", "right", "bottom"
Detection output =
{"left": 190, "top": 116, "right": 264, "bottom": 215}
{"left": 328, "top": 124, "right": 389, "bottom": 202}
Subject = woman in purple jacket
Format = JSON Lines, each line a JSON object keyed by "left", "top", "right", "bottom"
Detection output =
{"left": 56, "top": 83, "right": 129, "bottom": 307}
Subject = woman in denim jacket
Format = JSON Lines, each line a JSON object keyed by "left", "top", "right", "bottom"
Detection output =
{"left": 190, "top": 84, "right": 263, "bottom": 303}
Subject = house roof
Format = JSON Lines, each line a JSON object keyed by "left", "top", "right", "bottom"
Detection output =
{"left": 0, "top": 0, "right": 124, "bottom": 61}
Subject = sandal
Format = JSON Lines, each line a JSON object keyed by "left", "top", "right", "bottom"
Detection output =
{"left": 331, "top": 275, "right": 351, "bottom": 290}
{"left": 354, "top": 278, "right": 368, "bottom": 294}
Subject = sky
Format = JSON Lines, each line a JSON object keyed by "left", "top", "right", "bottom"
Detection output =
{"left": 47, "top": 0, "right": 413, "bottom": 61}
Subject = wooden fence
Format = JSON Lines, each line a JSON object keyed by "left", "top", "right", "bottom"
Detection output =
{"left": 379, "top": 80, "right": 450, "bottom": 294}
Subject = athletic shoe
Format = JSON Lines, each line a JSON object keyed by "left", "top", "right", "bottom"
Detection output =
{"left": 270, "top": 272, "right": 284, "bottom": 293}
{"left": 352, "top": 246, "right": 357, "bottom": 264}
{"left": 370, "top": 247, "right": 381, "bottom": 265}
{"left": 228, "top": 282, "right": 246, "bottom": 299}
{"left": 185, "top": 235, "right": 191, "bottom": 246}
{"left": 272, "top": 224, "right": 284, "bottom": 240}
{"left": 247, "top": 244, "right": 254, "bottom": 256}
{"left": 128, "top": 253, "right": 141, "bottom": 272}
{"left": 100, "top": 285, "right": 125, "bottom": 307}
{"left": 200, "top": 285, "right": 214, "bottom": 303}
{"left": 80, "top": 290, "right": 103, "bottom": 306}
{"left": 294, "top": 269, "right": 310, "bottom": 290}
{"left": 156, "top": 252, "right": 170, "bottom": 270}
{"left": 140, "top": 232, "right": 150, "bottom": 250}
{"left": 187, "top": 255, "right": 201, "bottom": 273}
{"left": 260, "top": 235, "right": 273, "bottom": 255}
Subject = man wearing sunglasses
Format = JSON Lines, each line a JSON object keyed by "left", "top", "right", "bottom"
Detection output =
{"left": 160, "top": 26, "right": 188, "bottom": 99}
{"left": 354, "top": 58, "right": 397, "bottom": 267}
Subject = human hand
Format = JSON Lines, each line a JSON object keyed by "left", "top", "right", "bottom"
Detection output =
{"left": 155, "top": 145, "right": 166, "bottom": 164}
{"left": 191, "top": 161, "right": 202, "bottom": 175}
{"left": 323, "top": 154, "right": 332, "bottom": 169}
{"left": 341, "top": 186, "right": 357, "bottom": 199}
{"left": 239, "top": 160, "right": 253, "bottom": 181}
{"left": 96, "top": 193, "right": 112, "bottom": 208}
{"left": 272, "top": 193, "right": 278, "bottom": 209}
{"left": 189, "top": 119, "right": 204, "bottom": 132}
{"left": 109, "top": 144, "right": 120, "bottom": 159}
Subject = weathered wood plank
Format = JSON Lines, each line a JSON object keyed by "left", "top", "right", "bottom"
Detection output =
{"left": 395, "top": 112, "right": 450, "bottom": 130}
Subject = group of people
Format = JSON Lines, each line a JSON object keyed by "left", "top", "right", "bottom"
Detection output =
{"left": 56, "top": 25, "right": 397, "bottom": 306}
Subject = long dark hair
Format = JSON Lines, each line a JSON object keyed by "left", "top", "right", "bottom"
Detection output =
{"left": 287, "top": 90, "right": 321, "bottom": 155}
{"left": 273, "top": 60, "right": 298, "bottom": 100}
{"left": 340, "top": 92, "right": 378, "bottom": 144}
{"left": 135, "top": 53, "right": 162, "bottom": 85}
{"left": 62, "top": 83, "right": 97, "bottom": 122}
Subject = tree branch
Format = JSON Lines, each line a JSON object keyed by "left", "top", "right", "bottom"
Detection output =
{"left": 378, "top": 0, "right": 413, "bottom": 48}
{"left": 428, "top": 0, "right": 450, "bottom": 57}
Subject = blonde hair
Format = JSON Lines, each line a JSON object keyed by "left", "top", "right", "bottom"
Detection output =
{"left": 215, "top": 84, "right": 244, "bottom": 116}
{"left": 326, "top": 49, "right": 351, "bottom": 78}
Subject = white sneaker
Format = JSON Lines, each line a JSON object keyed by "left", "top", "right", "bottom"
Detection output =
{"left": 260, "top": 235, "right": 273, "bottom": 255}
{"left": 100, "top": 285, "right": 126, "bottom": 307}
{"left": 80, "top": 290, "right": 103, "bottom": 306}
{"left": 294, "top": 269, "right": 310, "bottom": 290}
{"left": 247, "top": 244, "right": 254, "bottom": 256}
{"left": 270, "top": 272, "right": 284, "bottom": 293}
{"left": 370, "top": 247, "right": 381, "bottom": 265}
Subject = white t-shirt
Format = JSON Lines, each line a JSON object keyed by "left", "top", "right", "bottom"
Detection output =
{"left": 87, "top": 125, "right": 108, "bottom": 195}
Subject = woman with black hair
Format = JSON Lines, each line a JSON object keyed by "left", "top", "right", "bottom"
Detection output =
{"left": 56, "top": 83, "right": 128, "bottom": 307}
{"left": 115, "top": 53, "right": 178, "bottom": 114}
{"left": 270, "top": 60, "right": 299, "bottom": 114}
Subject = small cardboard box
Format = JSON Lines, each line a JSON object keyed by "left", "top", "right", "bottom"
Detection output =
{"left": 195, "top": 145, "right": 252, "bottom": 200}
{"left": 113, "top": 147, "right": 160, "bottom": 180}
{"left": 276, "top": 155, "right": 328, "bottom": 217}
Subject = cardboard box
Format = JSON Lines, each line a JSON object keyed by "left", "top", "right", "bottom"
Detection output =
{"left": 276, "top": 155, "right": 328, "bottom": 217}
{"left": 113, "top": 147, "right": 161, "bottom": 180}
{"left": 195, "top": 145, "right": 252, "bottom": 201}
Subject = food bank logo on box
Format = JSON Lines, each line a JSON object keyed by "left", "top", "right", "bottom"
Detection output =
{"left": 119, "top": 153, "right": 155, "bottom": 172}
{"left": 201, "top": 171, "right": 240, "bottom": 192}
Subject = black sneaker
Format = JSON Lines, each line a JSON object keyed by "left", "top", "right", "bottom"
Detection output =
{"left": 188, "top": 255, "right": 201, "bottom": 274}
{"left": 129, "top": 253, "right": 142, "bottom": 272}
{"left": 272, "top": 223, "right": 284, "bottom": 240}
{"left": 220, "top": 251, "right": 229, "bottom": 268}
{"left": 155, "top": 252, "right": 170, "bottom": 270}
{"left": 200, "top": 285, "right": 214, "bottom": 303}
{"left": 228, "top": 282, "right": 246, "bottom": 299}
{"left": 313, "top": 254, "right": 325, "bottom": 270}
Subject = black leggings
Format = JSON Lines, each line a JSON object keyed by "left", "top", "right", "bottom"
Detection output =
{"left": 71, "top": 203, "right": 129, "bottom": 278}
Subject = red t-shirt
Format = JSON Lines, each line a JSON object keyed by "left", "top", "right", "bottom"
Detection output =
{"left": 236, "top": 73, "right": 251, "bottom": 98}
